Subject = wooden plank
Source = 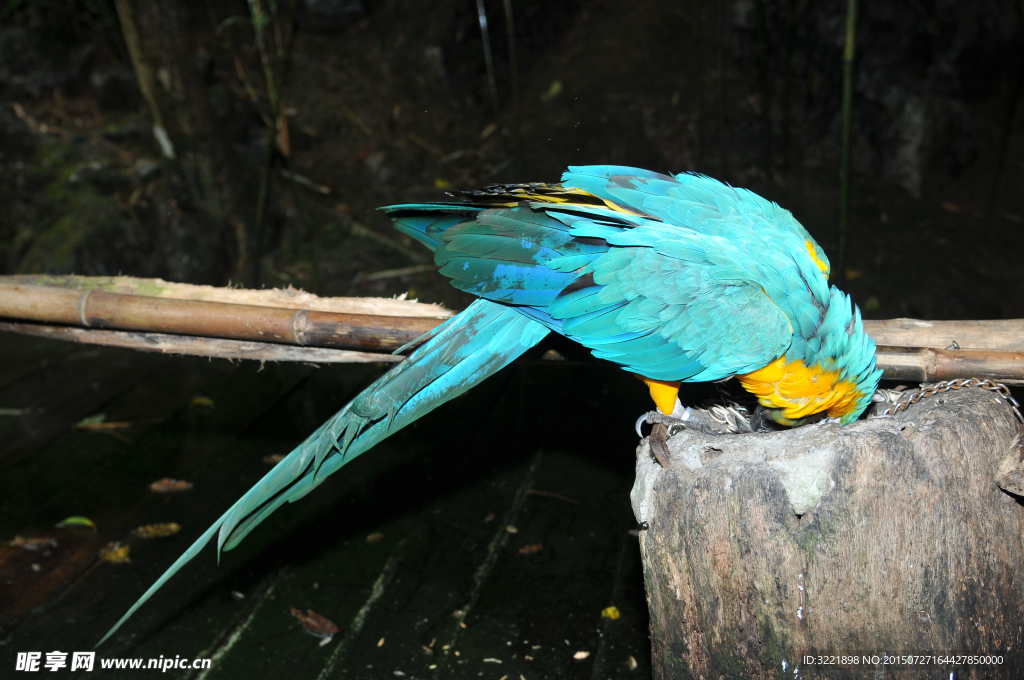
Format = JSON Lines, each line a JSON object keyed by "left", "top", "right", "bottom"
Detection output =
{"left": 311, "top": 535, "right": 417, "bottom": 680}
{"left": 444, "top": 451, "right": 651, "bottom": 680}
{"left": 0, "top": 323, "right": 404, "bottom": 364}
{"left": 6, "top": 321, "right": 1024, "bottom": 386}
{"left": 0, "top": 352, "right": 387, "bottom": 661}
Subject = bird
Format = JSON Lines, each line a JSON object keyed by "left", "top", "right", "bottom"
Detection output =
{"left": 98, "top": 165, "right": 882, "bottom": 644}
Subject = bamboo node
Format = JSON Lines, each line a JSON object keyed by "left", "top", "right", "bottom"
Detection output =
{"left": 291, "top": 308, "right": 309, "bottom": 345}
{"left": 78, "top": 289, "right": 94, "bottom": 327}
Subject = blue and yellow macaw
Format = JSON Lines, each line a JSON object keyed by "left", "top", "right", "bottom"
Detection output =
{"left": 99, "top": 165, "right": 881, "bottom": 644}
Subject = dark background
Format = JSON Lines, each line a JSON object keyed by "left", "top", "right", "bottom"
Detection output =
{"left": 3, "top": 0, "right": 1023, "bottom": 319}
{"left": 1, "top": 0, "right": 1023, "bottom": 678}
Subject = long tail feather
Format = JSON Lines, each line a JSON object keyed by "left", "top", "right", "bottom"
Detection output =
{"left": 97, "top": 299, "right": 548, "bottom": 646}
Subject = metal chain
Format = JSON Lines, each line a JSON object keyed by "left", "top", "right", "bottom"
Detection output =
{"left": 881, "top": 378, "right": 1023, "bottom": 424}
{"left": 705, "top": 403, "right": 754, "bottom": 434}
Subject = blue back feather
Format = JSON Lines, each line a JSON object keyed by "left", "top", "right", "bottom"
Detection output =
{"left": 381, "top": 167, "right": 876, "bottom": 401}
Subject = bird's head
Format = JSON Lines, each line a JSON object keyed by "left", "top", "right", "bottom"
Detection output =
{"left": 738, "top": 288, "right": 882, "bottom": 427}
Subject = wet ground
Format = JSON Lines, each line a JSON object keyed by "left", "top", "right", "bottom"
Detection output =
{"left": 0, "top": 329, "right": 728, "bottom": 679}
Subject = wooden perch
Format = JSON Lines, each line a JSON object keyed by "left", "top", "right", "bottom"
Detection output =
{"left": 0, "top": 279, "right": 446, "bottom": 353}
{"left": 633, "top": 388, "right": 1024, "bottom": 678}
{"left": 876, "top": 345, "right": 1024, "bottom": 384}
{"left": 1, "top": 276, "right": 1023, "bottom": 380}
{"left": 0, "top": 275, "right": 452, "bottom": 317}
{"left": 0, "top": 322, "right": 403, "bottom": 364}
{"left": 865, "top": 317, "right": 1024, "bottom": 352}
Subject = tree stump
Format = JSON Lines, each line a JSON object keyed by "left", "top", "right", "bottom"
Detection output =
{"left": 631, "top": 388, "right": 1024, "bottom": 679}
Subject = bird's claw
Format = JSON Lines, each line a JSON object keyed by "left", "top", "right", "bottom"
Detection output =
{"left": 637, "top": 409, "right": 723, "bottom": 437}
{"left": 636, "top": 409, "right": 722, "bottom": 468}
{"left": 635, "top": 412, "right": 653, "bottom": 438}
{"left": 635, "top": 410, "right": 692, "bottom": 438}
{"left": 648, "top": 422, "right": 673, "bottom": 468}
{"left": 635, "top": 411, "right": 677, "bottom": 467}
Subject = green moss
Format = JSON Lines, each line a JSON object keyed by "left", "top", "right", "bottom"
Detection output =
{"left": 797, "top": 511, "right": 835, "bottom": 554}
{"left": 10, "top": 137, "right": 143, "bottom": 276}
{"left": 134, "top": 279, "right": 169, "bottom": 296}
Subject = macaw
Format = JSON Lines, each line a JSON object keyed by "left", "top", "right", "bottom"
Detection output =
{"left": 98, "top": 165, "right": 881, "bottom": 644}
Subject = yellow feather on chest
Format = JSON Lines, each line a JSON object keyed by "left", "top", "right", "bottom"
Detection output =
{"left": 738, "top": 357, "right": 862, "bottom": 420}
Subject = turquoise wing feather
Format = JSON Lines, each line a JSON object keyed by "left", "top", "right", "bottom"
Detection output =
{"left": 98, "top": 299, "right": 548, "bottom": 646}
{"left": 411, "top": 198, "right": 796, "bottom": 382}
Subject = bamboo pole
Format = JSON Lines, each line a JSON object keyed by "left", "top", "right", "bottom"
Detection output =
{"left": 0, "top": 274, "right": 450, "bottom": 316}
{"left": 0, "top": 283, "right": 441, "bottom": 352}
{"left": 876, "top": 346, "right": 1024, "bottom": 384}
{"left": 863, "top": 318, "right": 1024, "bottom": 352}
{"left": 2, "top": 277, "right": 1024, "bottom": 380}
{"left": 5, "top": 278, "right": 1022, "bottom": 350}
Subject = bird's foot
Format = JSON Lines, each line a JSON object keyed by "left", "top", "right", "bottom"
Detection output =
{"left": 635, "top": 409, "right": 722, "bottom": 468}
{"left": 635, "top": 409, "right": 723, "bottom": 438}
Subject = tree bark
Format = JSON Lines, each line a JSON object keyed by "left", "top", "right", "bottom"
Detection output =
{"left": 632, "top": 388, "right": 1024, "bottom": 679}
